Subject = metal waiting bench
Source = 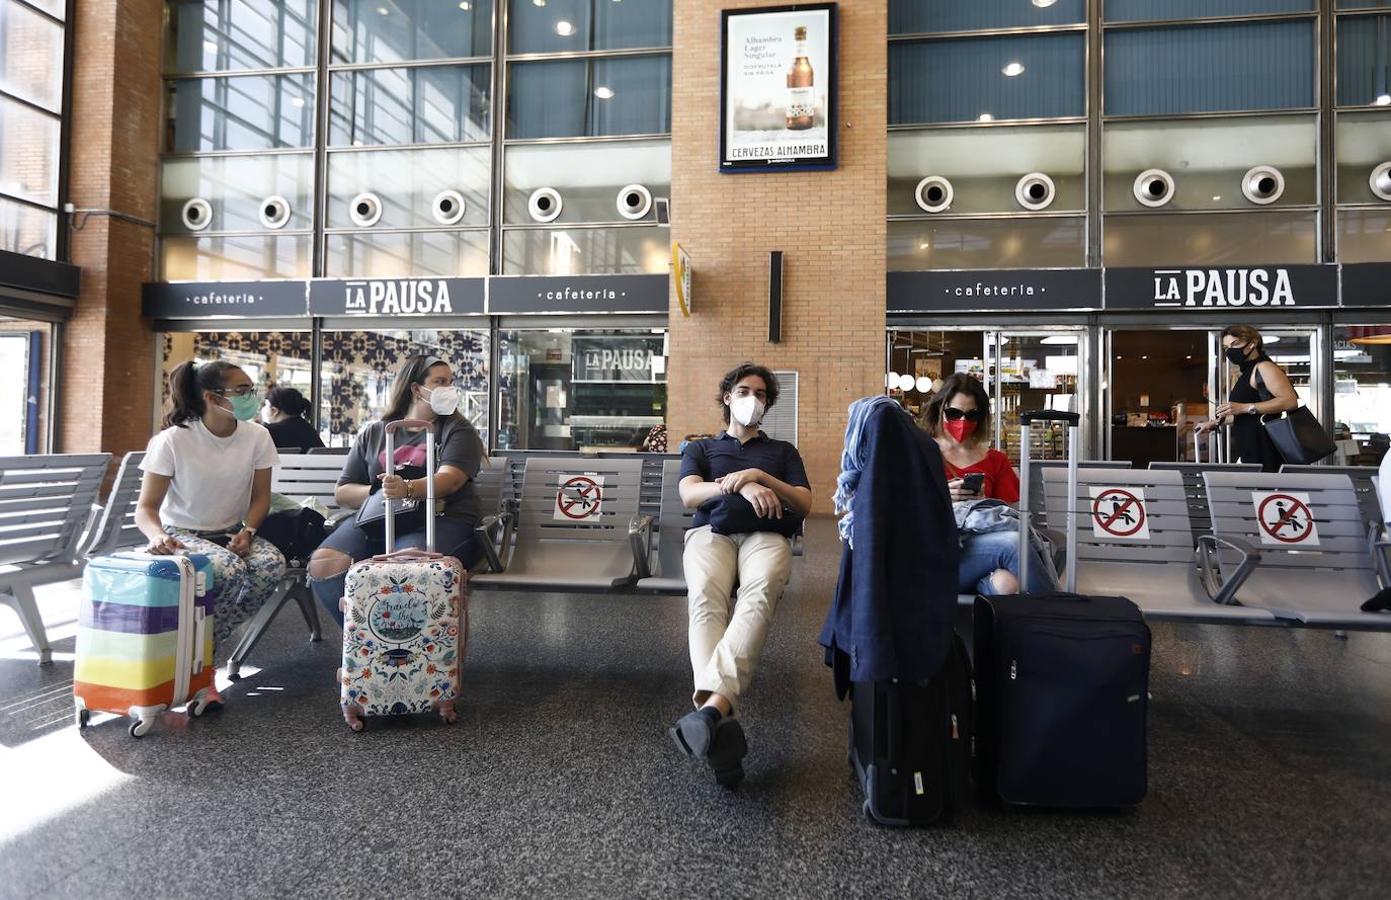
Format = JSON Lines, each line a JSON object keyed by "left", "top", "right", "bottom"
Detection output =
{"left": 1201, "top": 471, "right": 1391, "bottom": 631}
{"left": 0, "top": 453, "right": 112, "bottom": 665}
{"left": 1279, "top": 465, "right": 1384, "bottom": 530}
{"left": 1148, "top": 461, "right": 1260, "bottom": 546}
{"left": 471, "top": 457, "right": 648, "bottom": 590}
{"left": 1041, "top": 467, "right": 1276, "bottom": 624}
{"left": 82, "top": 451, "right": 147, "bottom": 559}
{"left": 1027, "top": 460, "right": 1130, "bottom": 530}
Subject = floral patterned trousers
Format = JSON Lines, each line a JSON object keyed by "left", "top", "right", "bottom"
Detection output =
{"left": 167, "top": 529, "right": 287, "bottom": 647}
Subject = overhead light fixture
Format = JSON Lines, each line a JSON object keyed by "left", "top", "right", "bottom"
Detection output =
{"left": 376, "top": 6, "right": 388, "bottom": 15}
{"left": 555, "top": 19, "right": 575, "bottom": 35}
{"left": 1002, "top": 62, "right": 1025, "bottom": 77}
{"left": 594, "top": 86, "right": 615, "bottom": 99}
{"left": 1040, "top": 335, "right": 1078, "bottom": 345}
{"left": 978, "top": 113, "right": 994, "bottom": 123}
{"left": 1033, "top": 0, "right": 1059, "bottom": 7}
{"left": 919, "top": 241, "right": 930, "bottom": 250}
{"left": 533, "top": 0, "right": 546, "bottom": 6}
{"left": 1264, "top": 335, "right": 1281, "bottom": 344}
{"left": 1376, "top": 94, "right": 1391, "bottom": 106}
{"left": 459, "top": 1, "right": 471, "bottom": 8}
{"left": 1212, "top": 195, "right": 1222, "bottom": 201}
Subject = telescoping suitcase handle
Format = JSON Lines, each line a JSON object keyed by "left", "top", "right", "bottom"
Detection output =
{"left": 1017, "top": 409, "right": 1080, "bottom": 594}
{"left": 380, "top": 418, "right": 439, "bottom": 558}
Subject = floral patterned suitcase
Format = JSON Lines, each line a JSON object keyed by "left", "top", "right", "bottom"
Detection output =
{"left": 339, "top": 419, "right": 467, "bottom": 731}
{"left": 76, "top": 552, "right": 218, "bottom": 737}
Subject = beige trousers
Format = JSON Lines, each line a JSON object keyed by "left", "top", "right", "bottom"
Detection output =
{"left": 683, "top": 525, "right": 794, "bottom": 708}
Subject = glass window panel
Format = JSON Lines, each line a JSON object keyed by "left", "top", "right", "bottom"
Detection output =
{"left": 1102, "top": 210, "right": 1317, "bottom": 265}
{"left": 1337, "top": 1, "right": 1391, "bottom": 8}
{"left": 0, "top": 197, "right": 56, "bottom": 259}
{"left": 319, "top": 328, "right": 490, "bottom": 446}
{"left": 1104, "top": 21, "right": 1315, "bottom": 116}
{"left": 329, "top": 64, "right": 490, "bottom": 145}
{"left": 507, "top": 0, "right": 672, "bottom": 53}
{"left": 889, "top": 33, "right": 1085, "bottom": 125}
{"left": 507, "top": 55, "right": 671, "bottom": 139}
{"left": 498, "top": 328, "right": 666, "bottom": 452}
{"left": 502, "top": 225, "right": 671, "bottom": 275}
{"left": 23, "top": 0, "right": 63, "bottom": 17}
{"left": 0, "top": 96, "right": 60, "bottom": 206}
{"left": 166, "top": 73, "right": 316, "bottom": 151}
{"left": 331, "top": 0, "right": 491, "bottom": 63}
{"left": 1338, "top": 208, "right": 1391, "bottom": 262}
{"left": 162, "top": 329, "right": 314, "bottom": 431}
{"left": 160, "top": 233, "right": 311, "bottom": 279}
{"left": 888, "top": 126, "right": 1085, "bottom": 215}
{"left": 326, "top": 146, "right": 490, "bottom": 228}
{"left": 0, "top": 318, "right": 53, "bottom": 453}
{"left": 1104, "top": 0, "right": 1313, "bottom": 22}
{"left": 1332, "top": 325, "right": 1391, "bottom": 450}
{"left": 1103, "top": 117, "right": 1317, "bottom": 210}
{"left": 160, "top": 153, "right": 314, "bottom": 234}
{"left": 503, "top": 139, "right": 670, "bottom": 224}
{"left": 889, "top": 0, "right": 1084, "bottom": 34}
{"left": 1335, "top": 111, "right": 1391, "bottom": 203}
{"left": 0, "top": 0, "right": 64, "bottom": 111}
{"left": 324, "top": 229, "right": 490, "bottom": 277}
{"left": 887, "top": 217, "right": 1086, "bottom": 269}
{"left": 167, "top": 0, "right": 317, "bottom": 73}
{"left": 1335, "top": 15, "right": 1391, "bottom": 107}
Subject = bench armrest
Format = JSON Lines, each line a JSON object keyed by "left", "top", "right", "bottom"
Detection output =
{"left": 629, "top": 514, "right": 654, "bottom": 580}
{"left": 1196, "top": 534, "right": 1262, "bottom": 607}
{"left": 474, "top": 511, "right": 515, "bottom": 573}
{"left": 1369, "top": 521, "right": 1391, "bottom": 587}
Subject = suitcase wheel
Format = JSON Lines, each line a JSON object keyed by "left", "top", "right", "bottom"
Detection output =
{"left": 128, "top": 718, "right": 153, "bottom": 738}
{"left": 76, "top": 708, "right": 89, "bottom": 729}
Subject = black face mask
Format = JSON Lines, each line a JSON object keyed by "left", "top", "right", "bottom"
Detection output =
{"left": 1225, "top": 346, "right": 1250, "bottom": 366}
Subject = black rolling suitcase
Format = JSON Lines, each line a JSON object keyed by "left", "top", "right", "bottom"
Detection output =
{"left": 850, "top": 632, "right": 974, "bottom": 827}
{"left": 974, "top": 410, "right": 1151, "bottom": 809}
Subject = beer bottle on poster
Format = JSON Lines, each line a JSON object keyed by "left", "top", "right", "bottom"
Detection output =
{"left": 786, "top": 25, "right": 814, "bottom": 131}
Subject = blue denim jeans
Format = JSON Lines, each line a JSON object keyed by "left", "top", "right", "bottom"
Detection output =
{"left": 957, "top": 529, "right": 1055, "bottom": 596}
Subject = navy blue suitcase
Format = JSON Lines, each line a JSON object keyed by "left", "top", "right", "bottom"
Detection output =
{"left": 973, "top": 411, "right": 1151, "bottom": 809}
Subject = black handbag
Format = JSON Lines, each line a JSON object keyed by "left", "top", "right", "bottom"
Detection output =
{"left": 258, "top": 508, "right": 328, "bottom": 562}
{"left": 702, "top": 493, "right": 804, "bottom": 538}
{"left": 353, "top": 490, "right": 426, "bottom": 540}
{"left": 1255, "top": 368, "right": 1336, "bottom": 464}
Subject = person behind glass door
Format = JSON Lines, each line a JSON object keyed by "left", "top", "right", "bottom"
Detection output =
{"left": 669, "top": 363, "right": 813, "bottom": 789}
{"left": 135, "top": 360, "right": 287, "bottom": 707}
{"left": 1194, "top": 325, "right": 1298, "bottom": 472}
{"left": 262, "top": 386, "right": 325, "bottom": 451}
{"left": 926, "top": 373, "right": 1052, "bottom": 596}
{"left": 307, "top": 355, "right": 485, "bottom": 625}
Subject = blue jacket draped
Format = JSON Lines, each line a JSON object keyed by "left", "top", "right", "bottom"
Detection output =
{"left": 818, "top": 402, "right": 961, "bottom": 699}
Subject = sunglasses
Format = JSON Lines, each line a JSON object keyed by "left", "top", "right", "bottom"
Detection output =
{"left": 943, "top": 408, "right": 984, "bottom": 422}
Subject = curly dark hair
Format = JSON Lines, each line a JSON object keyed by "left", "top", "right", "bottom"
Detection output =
{"left": 923, "top": 372, "right": 991, "bottom": 446}
{"left": 716, "top": 362, "right": 779, "bottom": 424}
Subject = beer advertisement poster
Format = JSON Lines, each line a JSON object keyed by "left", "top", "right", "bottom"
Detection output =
{"left": 720, "top": 3, "right": 837, "bottom": 172}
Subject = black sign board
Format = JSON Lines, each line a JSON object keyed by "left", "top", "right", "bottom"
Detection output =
{"left": 142, "top": 280, "right": 307, "bottom": 318}
{"left": 308, "top": 277, "right": 485, "bottom": 317}
{"left": 572, "top": 335, "right": 664, "bottom": 382}
{"left": 488, "top": 274, "right": 668, "bottom": 315}
{"left": 1340, "top": 263, "right": 1391, "bottom": 308}
{"left": 887, "top": 268, "right": 1102, "bottom": 313}
{"left": 1105, "top": 265, "right": 1339, "bottom": 311}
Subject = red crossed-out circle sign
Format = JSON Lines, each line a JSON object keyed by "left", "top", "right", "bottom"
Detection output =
{"left": 1256, "top": 493, "right": 1314, "bottom": 544}
{"left": 1091, "top": 488, "right": 1146, "bottom": 537}
{"left": 557, "top": 475, "right": 603, "bottom": 520}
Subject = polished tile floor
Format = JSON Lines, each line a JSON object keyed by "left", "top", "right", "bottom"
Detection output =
{"left": 1, "top": 519, "right": 1388, "bottom": 898}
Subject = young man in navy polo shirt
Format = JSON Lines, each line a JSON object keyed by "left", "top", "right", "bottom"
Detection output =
{"left": 668, "top": 363, "right": 813, "bottom": 787}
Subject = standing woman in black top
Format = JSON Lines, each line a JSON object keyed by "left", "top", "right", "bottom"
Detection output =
{"left": 262, "top": 386, "right": 325, "bottom": 451}
{"left": 1195, "top": 325, "right": 1299, "bottom": 471}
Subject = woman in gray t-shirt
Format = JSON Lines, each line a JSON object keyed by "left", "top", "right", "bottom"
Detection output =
{"left": 308, "top": 354, "right": 486, "bottom": 625}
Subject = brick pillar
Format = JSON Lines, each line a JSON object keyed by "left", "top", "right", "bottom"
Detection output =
{"left": 59, "top": 0, "right": 164, "bottom": 462}
{"left": 666, "top": 0, "right": 887, "bottom": 514}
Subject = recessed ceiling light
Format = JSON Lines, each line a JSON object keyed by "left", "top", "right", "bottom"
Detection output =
{"left": 1002, "top": 62, "right": 1025, "bottom": 77}
{"left": 459, "top": 1, "right": 470, "bottom": 8}
{"left": 555, "top": 19, "right": 575, "bottom": 36}
{"left": 1377, "top": 94, "right": 1391, "bottom": 106}
{"left": 977, "top": 113, "right": 994, "bottom": 122}
{"left": 1212, "top": 195, "right": 1222, "bottom": 201}
{"left": 594, "top": 86, "right": 615, "bottom": 99}
{"left": 1033, "top": 0, "right": 1059, "bottom": 7}
{"left": 533, "top": 0, "right": 546, "bottom": 6}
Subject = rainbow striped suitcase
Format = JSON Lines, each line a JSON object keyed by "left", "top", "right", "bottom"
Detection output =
{"left": 76, "top": 552, "right": 217, "bottom": 737}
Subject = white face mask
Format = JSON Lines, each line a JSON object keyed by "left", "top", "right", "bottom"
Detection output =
{"left": 420, "top": 385, "right": 461, "bottom": 416}
{"left": 729, "top": 394, "right": 766, "bottom": 428}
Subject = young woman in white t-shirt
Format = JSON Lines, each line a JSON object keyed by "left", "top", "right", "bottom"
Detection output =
{"left": 135, "top": 360, "right": 287, "bottom": 703}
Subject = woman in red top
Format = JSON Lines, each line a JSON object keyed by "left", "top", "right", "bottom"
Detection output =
{"left": 925, "top": 373, "right": 1051, "bottom": 595}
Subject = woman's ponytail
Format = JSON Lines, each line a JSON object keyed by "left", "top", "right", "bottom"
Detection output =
{"left": 164, "top": 360, "right": 238, "bottom": 428}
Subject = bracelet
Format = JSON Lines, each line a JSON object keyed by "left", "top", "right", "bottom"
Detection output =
{"left": 404, "top": 480, "right": 416, "bottom": 501}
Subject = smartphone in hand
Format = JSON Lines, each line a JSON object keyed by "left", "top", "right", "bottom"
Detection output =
{"left": 961, "top": 472, "right": 985, "bottom": 495}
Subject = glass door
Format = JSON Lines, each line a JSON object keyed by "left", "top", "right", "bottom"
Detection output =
{"left": 985, "top": 329, "right": 1090, "bottom": 463}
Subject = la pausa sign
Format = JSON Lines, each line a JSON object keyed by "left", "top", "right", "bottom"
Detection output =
{"left": 582, "top": 347, "right": 652, "bottom": 374}
{"left": 343, "top": 279, "right": 455, "bottom": 315}
{"left": 1151, "top": 267, "right": 1297, "bottom": 307}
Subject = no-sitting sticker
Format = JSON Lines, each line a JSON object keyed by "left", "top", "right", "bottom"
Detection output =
{"left": 1090, "top": 486, "right": 1150, "bottom": 540}
{"left": 1251, "top": 491, "right": 1320, "bottom": 546}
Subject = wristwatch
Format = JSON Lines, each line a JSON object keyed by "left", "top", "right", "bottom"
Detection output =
{"left": 1246, "top": 404, "right": 1257, "bottom": 415}
{"left": 239, "top": 523, "right": 258, "bottom": 536}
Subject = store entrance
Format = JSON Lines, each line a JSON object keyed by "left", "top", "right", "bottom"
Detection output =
{"left": 1104, "top": 326, "right": 1320, "bottom": 466}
